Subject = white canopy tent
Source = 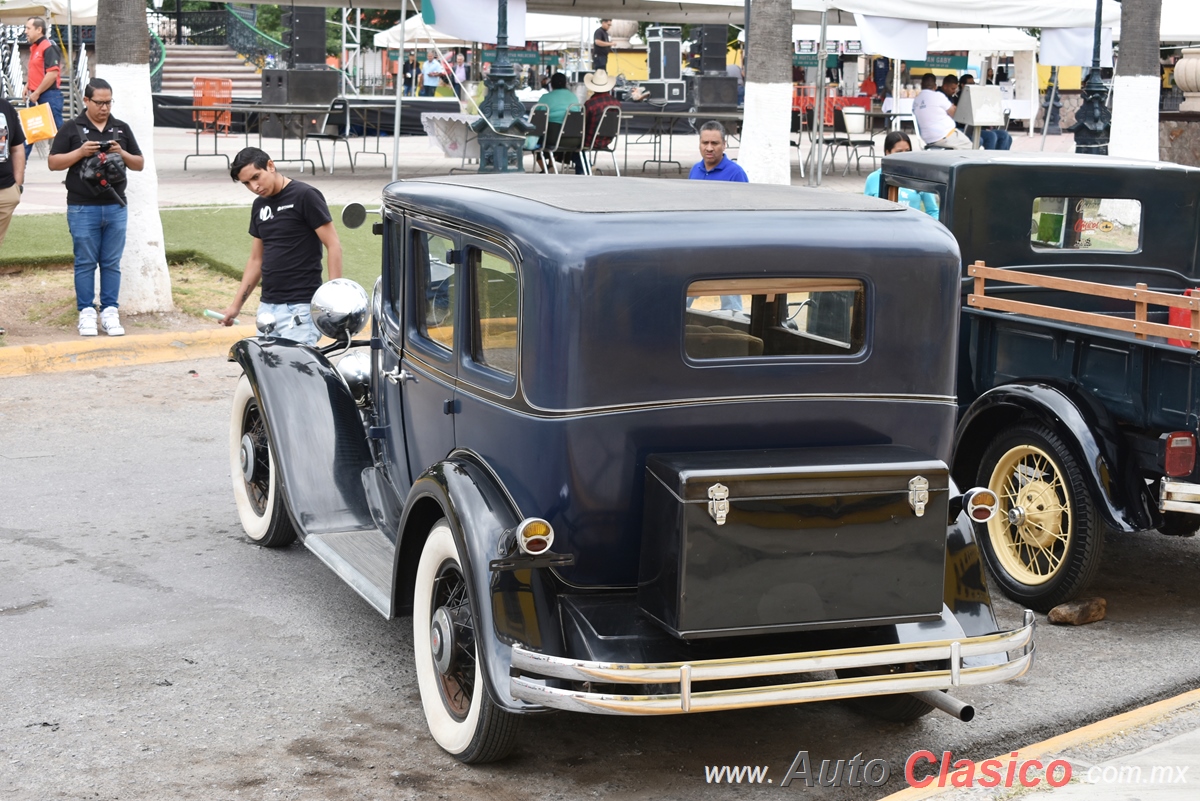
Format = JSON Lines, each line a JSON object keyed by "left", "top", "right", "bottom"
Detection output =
{"left": 0, "top": 0, "right": 97, "bottom": 24}
{"left": 373, "top": 13, "right": 598, "bottom": 51}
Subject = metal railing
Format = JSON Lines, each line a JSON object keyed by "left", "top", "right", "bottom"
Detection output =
{"left": 149, "top": 27, "right": 166, "bottom": 92}
{"left": 225, "top": 5, "right": 287, "bottom": 70}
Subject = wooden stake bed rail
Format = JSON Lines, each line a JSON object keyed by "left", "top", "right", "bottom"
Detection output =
{"left": 967, "top": 261, "right": 1200, "bottom": 348}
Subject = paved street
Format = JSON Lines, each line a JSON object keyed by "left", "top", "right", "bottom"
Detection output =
{"left": 3, "top": 358, "right": 1200, "bottom": 800}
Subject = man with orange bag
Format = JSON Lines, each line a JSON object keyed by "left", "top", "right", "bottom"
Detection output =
{"left": 23, "top": 17, "right": 64, "bottom": 157}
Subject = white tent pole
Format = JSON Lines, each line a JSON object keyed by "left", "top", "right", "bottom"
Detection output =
{"left": 391, "top": 0, "right": 408, "bottom": 182}
{"left": 1028, "top": 48, "right": 1036, "bottom": 136}
{"left": 892, "top": 58, "right": 900, "bottom": 130}
{"left": 810, "top": 8, "right": 828, "bottom": 187}
{"left": 67, "top": 0, "right": 75, "bottom": 112}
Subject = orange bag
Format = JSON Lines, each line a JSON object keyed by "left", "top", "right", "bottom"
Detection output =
{"left": 18, "top": 103, "right": 58, "bottom": 144}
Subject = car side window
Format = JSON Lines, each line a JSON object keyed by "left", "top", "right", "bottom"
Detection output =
{"left": 472, "top": 250, "right": 518, "bottom": 376}
{"left": 414, "top": 230, "right": 456, "bottom": 352}
{"left": 685, "top": 278, "right": 866, "bottom": 358}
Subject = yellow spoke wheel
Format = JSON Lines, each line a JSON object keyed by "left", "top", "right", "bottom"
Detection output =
{"left": 976, "top": 423, "right": 1103, "bottom": 611}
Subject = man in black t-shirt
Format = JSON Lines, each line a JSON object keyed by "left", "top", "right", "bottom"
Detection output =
{"left": 48, "top": 79, "right": 144, "bottom": 337}
{"left": 593, "top": 19, "right": 613, "bottom": 71}
{"left": 220, "top": 147, "right": 343, "bottom": 346}
{"left": 0, "top": 97, "right": 26, "bottom": 248}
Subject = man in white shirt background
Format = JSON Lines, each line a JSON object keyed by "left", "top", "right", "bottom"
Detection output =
{"left": 912, "top": 73, "right": 972, "bottom": 150}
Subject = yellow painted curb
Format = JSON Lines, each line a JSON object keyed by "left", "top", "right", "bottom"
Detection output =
{"left": 0, "top": 325, "right": 253, "bottom": 378}
{"left": 877, "top": 687, "right": 1200, "bottom": 800}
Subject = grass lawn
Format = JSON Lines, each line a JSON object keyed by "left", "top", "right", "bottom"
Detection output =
{"left": 1, "top": 206, "right": 382, "bottom": 290}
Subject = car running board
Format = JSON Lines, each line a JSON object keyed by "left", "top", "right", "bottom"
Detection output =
{"left": 303, "top": 529, "right": 394, "bottom": 618}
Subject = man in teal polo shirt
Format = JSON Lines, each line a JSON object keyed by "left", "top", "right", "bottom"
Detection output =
{"left": 688, "top": 121, "right": 748, "bottom": 181}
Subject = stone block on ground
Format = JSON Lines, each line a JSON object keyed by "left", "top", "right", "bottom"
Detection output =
{"left": 1048, "top": 597, "right": 1107, "bottom": 626}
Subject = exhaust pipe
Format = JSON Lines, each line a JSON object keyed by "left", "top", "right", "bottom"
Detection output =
{"left": 911, "top": 690, "right": 975, "bottom": 722}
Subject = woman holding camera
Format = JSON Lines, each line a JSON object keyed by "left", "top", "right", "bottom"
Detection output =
{"left": 48, "top": 79, "right": 144, "bottom": 337}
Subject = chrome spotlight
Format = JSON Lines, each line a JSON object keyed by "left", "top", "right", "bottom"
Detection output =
{"left": 336, "top": 352, "right": 372, "bottom": 406}
{"left": 311, "top": 279, "right": 369, "bottom": 340}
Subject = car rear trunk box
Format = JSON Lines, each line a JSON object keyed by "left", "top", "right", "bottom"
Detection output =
{"left": 638, "top": 446, "right": 949, "bottom": 639}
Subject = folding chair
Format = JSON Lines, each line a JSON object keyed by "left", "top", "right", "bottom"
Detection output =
{"left": 304, "top": 98, "right": 355, "bottom": 174}
{"left": 789, "top": 109, "right": 805, "bottom": 178}
{"left": 836, "top": 108, "right": 877, "bottom": 175}
{"left": 584, "top": 105, "right": 622, "bottom": 176}
{"left": 526, "top": 104, "right": 550, "bottom": 172}
{"left": 804, "top": 107, "right": 841, "bottom": 174}
{"left": 549, "top": 105, "right": 585, "bottom": 175}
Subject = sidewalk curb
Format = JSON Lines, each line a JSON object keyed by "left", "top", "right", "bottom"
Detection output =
{"left": 0, "top": 326, "right": 252, "bottom": 378}
{"left": 877, "top": 687, "right": 1200, "bottom": 800}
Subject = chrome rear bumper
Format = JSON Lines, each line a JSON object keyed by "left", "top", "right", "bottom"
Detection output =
{"left": 1160, "top": 478, "right": 1200, "bottom": 515}
{"left": 510, "top": 610, "right": 1035, "bottom": 716}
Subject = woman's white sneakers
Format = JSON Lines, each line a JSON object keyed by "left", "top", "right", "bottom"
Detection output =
{"left": 78, "top": 307, "right": 98, "bottom": 336}
{"left": 78, "top": 307, "right": 124, "bottom": 337}
{"left": 100, "top": 307, "right": 125, "bottom": 336}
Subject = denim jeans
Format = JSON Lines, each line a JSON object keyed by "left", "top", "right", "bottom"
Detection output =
{"left": 981, "top": 129, "right": 1013, "bottom": 150}
{"left": 67, "top": 203, "right": 127, "bottom": 311}
{"left": 24, "top": 87, "right": 63, "bottom": 158}
{"left": 258, "top": 302, "right": 320, "bottom": 346}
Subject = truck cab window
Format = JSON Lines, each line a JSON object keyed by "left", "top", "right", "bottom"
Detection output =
{"left": 1031, "top": 197, "right": 1142, "bottom": 252}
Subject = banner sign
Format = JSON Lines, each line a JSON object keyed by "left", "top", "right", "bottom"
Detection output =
{"left": 481, "top": 49, "right": 559, "bottom": 66}
{"left": 906, "top": 54, "right": 969, "bottom": 70}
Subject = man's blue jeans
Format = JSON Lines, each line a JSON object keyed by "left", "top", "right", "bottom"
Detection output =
{"left": 981, "top": 129, "right": 1013, "bottom": 150}
{"left": 257, "top": 302, "right": 320, "bottom": 346}
{"left": 24, "top": 86, "right": 63, "bottom": 158}
{"left": 67, "top": 204, "right": 127, "bottom": 311}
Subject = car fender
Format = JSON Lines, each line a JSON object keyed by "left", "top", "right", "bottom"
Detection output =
{"left": 396, "top": 451, "right": 559, "bottom": 713}
{"left": 230, "top": 338, "right": 376, "bottom": 538}
{"left": 953, "top": 382, "right": 1149, "bottom": 533}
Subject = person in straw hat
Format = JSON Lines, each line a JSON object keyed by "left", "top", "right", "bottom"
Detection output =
{"left": 571, "top": 69, "right": 621, "bottom": 174}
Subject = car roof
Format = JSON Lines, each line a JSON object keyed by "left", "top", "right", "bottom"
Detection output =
{"left": 882, "top": 150, "right": 1200, "bottom": 184}
{"left": 387, "top": 174, "right": 899, "bottom": 214}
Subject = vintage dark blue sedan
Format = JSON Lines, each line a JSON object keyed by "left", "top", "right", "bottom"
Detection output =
{"left": 228, "top": 176, "right": 1034, "bottom": 763}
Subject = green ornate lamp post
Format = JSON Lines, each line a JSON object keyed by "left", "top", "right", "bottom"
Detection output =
{"left": 1068, "top": 0, "right": 1111, "bottom": 154}
{"left": 472, "top": 0, "right": 533, "bottom": 172}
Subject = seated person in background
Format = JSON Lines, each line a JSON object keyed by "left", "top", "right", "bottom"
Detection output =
{"left": 537, "top": 72, "right": 580, "bottom": 149}
{"left": 913, "top": 73, "right": 972, "bottom": 150}
{"left": 863, "top": 131, "right": 940, "bottom": 220}
{"left": 956, "top": 74, "right": 1012, "bottom": 150}
{"left": 558, "top": 69, "right": 621, "bottom": 175}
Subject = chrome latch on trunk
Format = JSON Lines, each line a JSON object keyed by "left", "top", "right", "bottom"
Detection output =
{"left": 909, "top": 476, "right": 929, "bottom": 517}
{"left": 708, "top": 483, "right": 730, "bottom": 525}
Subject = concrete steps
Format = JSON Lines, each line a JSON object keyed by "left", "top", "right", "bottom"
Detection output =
{"left": 161, "top": 45, "right": 262, "bottom": 97}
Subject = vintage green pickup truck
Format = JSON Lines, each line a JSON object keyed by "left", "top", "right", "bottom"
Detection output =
{"left": 881, "top": 152, "right": 1200, "bottom": 611}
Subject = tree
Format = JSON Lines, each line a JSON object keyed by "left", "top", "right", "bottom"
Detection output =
{"left": 97, "top": 0, "right": 173, "bottom": 313}
{"left": 736, "top": 0, "right": 793, "bottom": 185}
{"left": 1109, "top": 0, "right": 1163, "bottom": 160}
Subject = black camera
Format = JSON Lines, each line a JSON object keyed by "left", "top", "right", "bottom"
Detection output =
{"left": 96, "top": 140, "right": 114, "bottom": 152}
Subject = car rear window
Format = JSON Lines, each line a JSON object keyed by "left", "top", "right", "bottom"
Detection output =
{"left": 685, "top": 278, "right": 866, "bottom": 359}
{"left": 1031, "top": 197, "right": 1142, "bottom": 252}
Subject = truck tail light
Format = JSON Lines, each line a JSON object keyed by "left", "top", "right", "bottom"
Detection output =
{"left": 1165, "top": 432, "right": 1197, "bottom": 478}
{"left": 516, "top": 518, "right": 554, "bottom": 555}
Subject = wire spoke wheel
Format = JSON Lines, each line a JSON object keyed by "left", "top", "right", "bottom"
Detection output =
{"left": 976, "top": 423, "right": 1103, "bottom": 611}
{"left": 413, "top": 519, "right": 519, "bottom": 763}
{"left": 229, "top": 374, "right": 296, "bottom": 548}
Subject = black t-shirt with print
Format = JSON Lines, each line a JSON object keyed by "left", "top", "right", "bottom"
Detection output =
{"left": 249, "top": 179, "right": 333, "bottom": 304}
{"left": 0, "top": 99, "right": 27, "bottom": 190}
{"left": 48, "top": 113, "right": 143, "bottom": 205}
{"left": 593, "top": 27, "right": 610, "bottom": 69}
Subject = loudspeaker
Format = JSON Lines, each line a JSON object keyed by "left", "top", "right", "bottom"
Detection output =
{"left": 647, "top": 26, "right": 682, "bottom": 81}
{"left": 260, "top": 69, "right": 340, "bottom": 138}
{"left": 282, "top": 7, "right": 326, "bottom": 67}
{"left": 698, "top": 25, "right": 728, "bottom": 75}
{"left": 642, "top": 81, "right": 686, "bottom": 102}
{"left": 689, "top": 75, "right": 738, "bottom": 108}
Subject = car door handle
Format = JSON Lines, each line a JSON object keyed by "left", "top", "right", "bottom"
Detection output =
{"left": 383, "top": 367, "right": 419, "bottom": 385}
